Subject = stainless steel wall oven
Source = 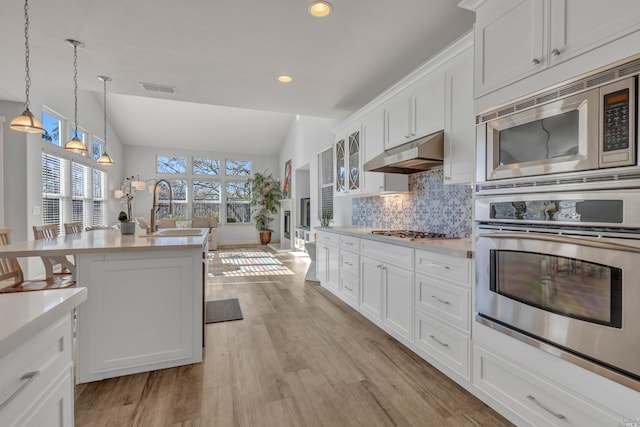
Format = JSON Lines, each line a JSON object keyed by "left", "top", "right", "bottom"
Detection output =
{"left": 475, "top": 191, "right": 640, "bottom": 390}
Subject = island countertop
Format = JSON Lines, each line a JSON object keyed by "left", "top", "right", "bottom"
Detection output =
{"left": 0, "top": 288, "right": 87, "bottom": 360}
{"left": 0, "top": 228, "right": 209, "bottom": 257}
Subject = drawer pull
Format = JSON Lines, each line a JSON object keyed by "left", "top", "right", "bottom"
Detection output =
{"left": 344, "top": 261, "right": 353, "bottom": 266}
{"left": 526, "top": 395, "right": 566, "bottom": 420}
{"left": 429, "top": 335, "right": 449, "bottom": 348}
{"left": 344, "top": 285, "right": 353, "bottom": 292}
{"left": 431, "top": 295, "right": 451, "bottom": 305}
{"left": 0, "top": 371, "right": 40, "bottom": 411}
{"left": 344, "top": 242, "right": 354, "bottom": 246}
{"left": 429, "top": 262, "right": 450, "bottom": 270}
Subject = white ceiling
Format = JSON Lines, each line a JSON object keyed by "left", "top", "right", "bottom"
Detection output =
{"left": 0, "top": 0, "right": 474, "bottom": 155}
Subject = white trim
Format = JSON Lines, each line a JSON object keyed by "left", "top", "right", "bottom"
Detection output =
{"left": 0, "top": 116, "right": 4, "bottom": 227}
{"left": 457, "top": 0, "right": 486, "bottom": 12}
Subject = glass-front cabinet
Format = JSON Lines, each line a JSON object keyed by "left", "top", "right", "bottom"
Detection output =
{"left": 334, "top": 127, "right": 361, "bottom": 195}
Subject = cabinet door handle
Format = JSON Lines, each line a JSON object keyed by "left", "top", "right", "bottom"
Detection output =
{"left": 376, "top": 265, "right": 382, "bottom": 269}
{"left": 381, "top": 266, "right": 387, "bottom": 270}
{"left": 531, "top": 58, "right": 541, "bottom": 65}
{"left": 429, "top": 335, "right": 449, "bottom": 348}
{"left": 0, "top": 371, "right": 40, "bottom": 411}
{"left": 429, "top": 262, "right": 451, "bottom": 270}
{"left": 444, "top": 176, "right": 451, "bottom": 181}
{"left": 431, "top": 295, "right": 451, "bottom": 305}
{"left": 526, "top": 395, "right": 566, "bottom": 420}
{"left": 551, "top": 48, "right": 561, "bottom": 56}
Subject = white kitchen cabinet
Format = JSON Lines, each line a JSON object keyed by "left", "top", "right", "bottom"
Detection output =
{"left": 360, "top": 256, "right": 384, "bottom": 324}
{"left": 443, "top": 47, "right": 475, "bottom": 185}
{"left": 361, "top": 108, "right": 408, "bottom": 194}
{"left": 360, "top": 240, "right": 414, "bottom": 344}
{"left": 473, "top": 344, "right": 623, "bottom": 427}
{"left": 316, "top": 231, "right": 339, "bottom": 295}
{"left": 0, "top": 315, "right": 74, "bottom": 427}
{"left": 385, "top": 72, "right": 445, "bottom": 150}
{"left": 334, "top": 126, "right": 362, "bottom": 195}
{"left": 415, "top": 311, "right": 469, "bottom": 379}
{"left": 474, "top": 0, "right": 640, "bottom": 97}
{"left": 338, "top": 235, "right": 360, "bottom": 310}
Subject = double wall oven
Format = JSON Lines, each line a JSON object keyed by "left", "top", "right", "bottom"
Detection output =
{"left": 474, "top": 54, "right": 640, "bottom": 390}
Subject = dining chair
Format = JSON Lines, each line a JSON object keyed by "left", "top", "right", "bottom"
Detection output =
{"left": 64, "top": 221, "right": 83, "bottom": 235}
{"left": 0, "top": 228, "right": 75, "bottom": 293}
{"left": 32, "top": 224, "right": 76, "bottom": 278}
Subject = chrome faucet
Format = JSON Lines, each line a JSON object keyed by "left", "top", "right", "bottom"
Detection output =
{"left": 149, "top": 179, "right": 174, "bottom": 233}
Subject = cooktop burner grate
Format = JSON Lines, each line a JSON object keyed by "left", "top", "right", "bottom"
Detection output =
{"left": 371, "top": 229, "right": 449, "bottom": 239}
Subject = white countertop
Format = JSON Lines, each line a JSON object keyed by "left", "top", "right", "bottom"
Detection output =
{"left": 0, "top": 228, "right": 209, "bottom": 258}
{"left": 0, "top": 288, "right": 87, "bottom": 359}
{"left": 317, "top": 226, "right": 473, "bottom": 258}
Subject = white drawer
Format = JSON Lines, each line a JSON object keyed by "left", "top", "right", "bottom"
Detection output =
{"left": 414, "top": 311, "right": 469, "bottom": 379}
{"left": 473, "top": 345, "right": 622, "bottom": 427}
{"left": 415, "top": 273, "right": 469, "bottom": 332}
{"left": 317, "top": 231, "right": 339, "bottom": 246}
{"left": 0, "top": 315, "right": 72, "bottom": 426}
{"left": 340, "top": 250, "right": 359, "bottom": 278}
{"left": 339, "top": 274, "right": 359, "bottom": 310}
{"left": 361, "top": 239, "right": 413, "bottom": 269}
{"left": 415, "top": 249, "right": 470, "bottom": 286}
{"left": 339, "top": 235, "right": 360, "bottom": 251}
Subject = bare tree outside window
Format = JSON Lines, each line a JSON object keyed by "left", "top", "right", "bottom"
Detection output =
{"left": 193, "top": 180, "right": 220, "bottom": 219}
{"left": 157, "top": 156, "right": 187, "bottom": 174}
{"left": 193, "top": 158, "right": 220, "bottom": 175}
{"left": 226, "top": 181, "right": 251, "bottom": 223}
{"left": 156, "top": 179, "right": 188, "bottom": 218}
{"left": 226, "top": 160, "right": 251, "bottom": 177}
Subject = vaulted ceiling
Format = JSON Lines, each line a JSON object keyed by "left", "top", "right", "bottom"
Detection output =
{"left": 0, "top": 0, "right": 474, "bottom": 154}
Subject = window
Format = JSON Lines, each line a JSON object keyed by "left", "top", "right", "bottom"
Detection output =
{"left": 156, "top": 179, "right": 187, "bottom": 219}
{"left": 157, "top": 156, "right": 187, "bottom": 174}
{"left": 226, "top": 160, "right": 251, "bottom": 176}
{"left": 193, "top": 157, "right": 220, "bottom": 175}
{"left": 42, "top": 151, "right": 108, "bottom": 233}
{"left": 193, "top": 180, "right": 220, "bottom": 219}
{"left": 318, "top": 148, "right": 334, "bottom": 221}
{"left": 153, "top": 156, "right": 251, "bottom": 224}
{"left": 226, "top": 181, "right": 250, "bottom": 223}
{"left": 42, "top": 109, "right": 65, "bottom": 147}
{"left": 92, "top": 138, "right": 104, "bottom": 162}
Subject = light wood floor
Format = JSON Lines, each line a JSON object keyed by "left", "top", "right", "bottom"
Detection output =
{"left": 74, "top": 246, "right": 513, "bottom": 427}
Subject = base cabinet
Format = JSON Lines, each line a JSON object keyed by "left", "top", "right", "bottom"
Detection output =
{"left": 316, "top": 232, "right": 340, "bottom": 295}
{"left": 360, "top": 256, "right": 384, "bottom": 324}
{"left": 0, "top": 315, "right": 74, "bottom": 427}
{"left": 383, "top": 264, "right": 414, "bottom": 343}
{"left": 473, "top": 344, "right": 623, "bottom": 427}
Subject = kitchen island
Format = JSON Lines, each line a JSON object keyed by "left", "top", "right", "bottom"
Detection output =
{"left": 0, "top": 229, "right": 208, "bottom": 384}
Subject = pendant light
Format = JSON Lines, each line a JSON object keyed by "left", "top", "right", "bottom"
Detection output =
{"left": 64, "top": 39, "right": 88, "bottom": 153}
{"left": 96, "top": 76, "right": 115, "bottom": 166}
{"left": 10, "top": 0, "right": 45, "bottom": 134}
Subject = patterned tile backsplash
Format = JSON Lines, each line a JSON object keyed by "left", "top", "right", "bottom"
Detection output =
{"left": 352, "top": 168, "right": 473, "bottom": 237}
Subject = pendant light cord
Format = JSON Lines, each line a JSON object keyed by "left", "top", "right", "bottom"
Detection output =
{"left": 72, "top": 43, "right": 79, "bottom": 138}
{"left": 23, "top": 0, "right": 32, "bottom": 110}
{"left": 103, "top": 78, "right": 108, "bottom": 150}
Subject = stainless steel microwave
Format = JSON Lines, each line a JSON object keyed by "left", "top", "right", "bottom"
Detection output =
{"left": 475, "top": 70, "right": 637, "bottom": 188}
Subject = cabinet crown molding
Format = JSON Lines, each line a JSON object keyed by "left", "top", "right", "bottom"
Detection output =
{"left": 457, "top": 0, "right": 486, "bottom": 12}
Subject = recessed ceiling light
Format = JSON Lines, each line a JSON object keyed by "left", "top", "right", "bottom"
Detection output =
{"left": 309, "top": 1, "right": 332, "bottom": 17}
{"left": 278, "top": 75, "right": 293, "bottom": 83}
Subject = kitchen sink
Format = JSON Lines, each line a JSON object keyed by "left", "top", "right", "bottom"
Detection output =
{"left": 147, "top": 228, "right": 205, "bottom": 237}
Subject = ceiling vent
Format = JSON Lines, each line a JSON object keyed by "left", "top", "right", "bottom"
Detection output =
{"left": 139, "top": 82, "right": 176, "bottom": 94}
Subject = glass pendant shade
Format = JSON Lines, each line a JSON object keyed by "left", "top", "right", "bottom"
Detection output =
{"left": 65, "top": 134, "right": 88, "bottom": 153}
{"left": 10, "top": 109, "right": 45, "bottom": 133}
{"left": 97, "top": 151, "right": 115, "bottom": 166}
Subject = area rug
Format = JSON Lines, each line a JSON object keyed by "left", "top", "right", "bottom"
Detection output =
{"left": 205, "top": 298, "right": 243, "bottom": 323}
{"left": 208, "top": 248, "right": 294, "bottom": 277}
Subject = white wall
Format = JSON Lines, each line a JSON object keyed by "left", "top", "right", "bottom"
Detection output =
{"left": 0, "top": 87, "right": 125, "bottom": 278}
{"left": 122, "top": 145, "right": 280, "bottom": 245}
{"left": 278, "top": 115, "right": 348, "bottom": 237}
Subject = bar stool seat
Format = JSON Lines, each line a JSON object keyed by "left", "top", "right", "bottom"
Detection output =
{"left": 0, "top": 227, "right": 76, "bottom": 293}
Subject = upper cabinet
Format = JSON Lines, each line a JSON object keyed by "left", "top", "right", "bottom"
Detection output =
{"left": 474, "top": 0, "right": 640, "bottom": 97}
{"left": 385, "top": 73, "right": 445, "bottom": 150}
{"left": 444, "top": 48, "right": 475, "bottom": 185}
{"left": 334, "top": 126, "right": 362, "bottom": 195}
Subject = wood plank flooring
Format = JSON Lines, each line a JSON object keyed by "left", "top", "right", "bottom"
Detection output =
{"left": 74, "top": 246, "right": 513, "bottom": 427}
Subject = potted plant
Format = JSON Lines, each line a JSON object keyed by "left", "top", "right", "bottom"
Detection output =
{"left": 248, "top": 171, "right": 281, "bottom": 244}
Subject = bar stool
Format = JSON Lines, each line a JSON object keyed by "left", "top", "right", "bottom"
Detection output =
{"left": 0, "top": 228, "right": 76, "bottom": 293}
{"left": 32, "top": 224, "right": 76, "bottom": 278}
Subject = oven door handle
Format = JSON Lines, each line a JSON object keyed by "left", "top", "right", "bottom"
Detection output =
{"left": 478, "top": 232, "right": 640, "bottom": 253}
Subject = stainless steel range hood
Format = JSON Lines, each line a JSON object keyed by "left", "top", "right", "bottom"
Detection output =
{"left": 363, "top": 130, "right": 444, "bottom": 174}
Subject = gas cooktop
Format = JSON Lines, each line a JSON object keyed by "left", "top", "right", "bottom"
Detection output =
{"left": 371, "top": 229, "right": 451, "bottom": 239}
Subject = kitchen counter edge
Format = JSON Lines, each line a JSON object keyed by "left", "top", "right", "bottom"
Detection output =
{"left": 316, "top": 227, "right": 473, "bottom": 258}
